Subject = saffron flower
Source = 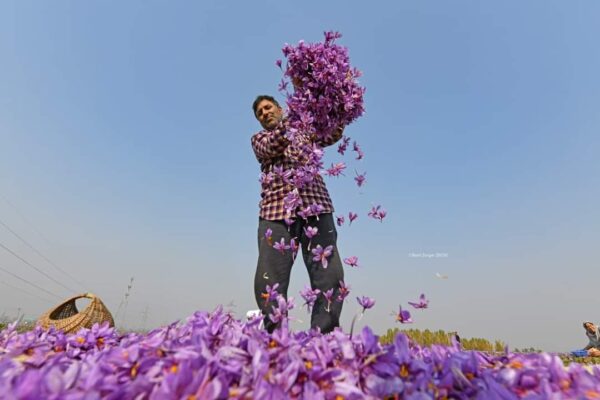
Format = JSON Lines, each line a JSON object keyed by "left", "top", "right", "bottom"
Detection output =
{"left": 260, "top": 283, "right": 280, "bottom": 306}
{"left": 283, "top": 189, "right": 302, "bottom": 215}
{"left": 338, "top": 136, "right": 351, "bottom": 155}
{"left": 297, "top": 206, "right": 312, "bottom": 220}
{"left": 324, "top": 162, "right": 346, "bottom": 177}
{"left": 348, "top": 212, "right": 358, "bottom": 225}
{"left": 408, "top": 293, "right": 429, "bottom": 309}
{"left": 0, "top": 305, "right": 597, "bottom": 398}
{"left": 337, "top": 281, "right": 351, "bottom": 302}
{"left": 309, "top": 202, "right": 324, "bottom": 218}
{"left": 368, "top": 205, "right": 387, "bottom": 222}
{"left": 357, "top": 296, "right": 375, "bottom": 311}
{"left": 343, "top": 256, "right": 359, "bottom": 268}
{"left": 396, "top": 305, "right": 413, "bottom": 324}
{"left": 322, "top": 288, "right": 334, "bottom": 312}
{"left": 300, "top": 285, "right": 320, "bottom": 312}
{"left": 289, "top": 237, "right": 299, "bottom": 258}
{"left": 264, "top": 228, "right": 273, "bottom": 246}
{"left": 311, "top": 244, "right": 333, "bottom": 269}
{"left": 304, "top": 226, "right": 318, "bottom": 239}
{"left": 352, "top": 141, "right": 364, "bottom": 160}
{"left": 304, "top": 225, "right": 318, "bottom": 250}
{"left": 273, "top": 237, "right": 290, "bottom": 254}
{"left": 354, "top": 171, "right": 366, "bottom": 187}
{"left": 269, "top": 294, "right": 295, "bottom": 324}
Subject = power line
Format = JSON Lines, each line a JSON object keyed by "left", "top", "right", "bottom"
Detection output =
{"left": 0, "top": 217, "right": 85, "bottom": 290}
{"left": 0, "top": 193, "right": 52, "bottom": 245}
{"left": 0, "top": 264, "right": 62, "bottom": 299}
{"left": 0, "top": 241, "right": 77, "bottom": 294}
{"left": 0, "top": 278, "right": 54, "bottom": 303}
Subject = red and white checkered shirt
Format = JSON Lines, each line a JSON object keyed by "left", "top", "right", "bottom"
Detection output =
{"left": 251, "top": 126, "right": 343, "bottom": 221}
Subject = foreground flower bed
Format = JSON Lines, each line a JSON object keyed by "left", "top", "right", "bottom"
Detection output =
{"left": 1, "top": 308, "right": 600, "bottom": 399}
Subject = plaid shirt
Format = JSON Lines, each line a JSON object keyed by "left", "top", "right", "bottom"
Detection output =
{"left": 251, "top": 126, "right": 343, "bottom": 221}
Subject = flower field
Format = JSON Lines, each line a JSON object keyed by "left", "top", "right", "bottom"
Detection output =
{"left": 2, "top": 307, "right": 600, "bottom": 399}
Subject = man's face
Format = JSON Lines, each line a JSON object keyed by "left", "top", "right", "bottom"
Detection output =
{"left": 255, "top": 99, "right": 283, "bottom": 130}
{"left": 585, "top": 323, "right": 596, "bottom": 333}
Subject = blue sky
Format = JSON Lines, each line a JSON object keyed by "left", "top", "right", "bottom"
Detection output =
{"left": 0, "top": 1, "right": 598, "bottom": 351}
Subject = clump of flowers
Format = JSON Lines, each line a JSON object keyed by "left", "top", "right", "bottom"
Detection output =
{"left": 280, "top": 31, "right": 365, "bottom": 143}
{"left": 2, "top": 308, "right": 600, "bottom": 398}
{"left": 273, "top": 31, "right": 366, "bottom": 220}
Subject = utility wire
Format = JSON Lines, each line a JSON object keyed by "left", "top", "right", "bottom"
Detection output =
{"left": 0, "top": 193, "right": 52, "bottom": 245}
{"left": 0, "top": 241, "right": 77, "bottom": 294}
{"left": 0, "top": 278, "right": 54, "bottom": 303}
{"left": 0, "top": 217, "right": 85, "bottom": 290}
{"left": 0, "top": 264, "right": 62, "bottom": 299}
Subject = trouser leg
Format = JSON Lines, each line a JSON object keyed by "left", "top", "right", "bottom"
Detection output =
{"left": 254, "top": 218, "right": 295, "bottom": 333}
{"left": 301, "top": 213, "right": 345, "bottom": 334}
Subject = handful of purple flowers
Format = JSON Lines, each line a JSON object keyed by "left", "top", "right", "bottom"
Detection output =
{"left": 273, "top": 32, "right": 366, "bottom": 220}
{"left": 279, "top": 31, "right": 365, "bottom": 142}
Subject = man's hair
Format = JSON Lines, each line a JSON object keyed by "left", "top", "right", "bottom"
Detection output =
{"left": 252, "top": 95, "right": 280, "bottom": 116}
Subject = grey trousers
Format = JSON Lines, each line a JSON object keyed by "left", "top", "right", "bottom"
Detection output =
{"left": 254, "top": 213, "right": 345, "bottom": 334}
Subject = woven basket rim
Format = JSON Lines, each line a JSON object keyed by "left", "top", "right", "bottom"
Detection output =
{"left": 48, "top": 293, "right": 98, "bottom": 321}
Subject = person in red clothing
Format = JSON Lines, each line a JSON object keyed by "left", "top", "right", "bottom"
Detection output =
{"left": 251, "top": 94, "right": 345, "bottom": 334}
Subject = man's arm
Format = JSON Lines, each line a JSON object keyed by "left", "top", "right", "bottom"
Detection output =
{"left": 312, "top": 126, "right": 344, "bottom": 148}
{"left": 251, "top": 129, "right": 289, "bottom": 162}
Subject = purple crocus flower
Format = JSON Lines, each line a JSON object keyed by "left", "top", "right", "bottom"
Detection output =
{"left": 396, "top": 305, "right": 413, "bottom": 324}
{"left": 324, "top": 162, "right": 346, "bottom": 177}
{"left": 278, "top": 79, "right": 289, "bottom": 93}
{"left": 322, "top": 288, "right": 334, "bottom": 312}
{"left": 304, "top": 225, "right": 318, "bottom": 250}
{"left": 269, "top": 295, "right": 295, "bottom": 324}
{"left": 264, "top": 228, "right": 273, "bottom": 246}
{"left": 312, "top": 245, "right": 333, "bottom": 269}
{"left": 297, "top": 206, "right": 312, "bottom": 220}
{"left": 368, "top": 205, "right": 387, "bottom": 222}
{"left": 343, "top": 256, "right": 359, "bottom": 268}
{"left": 273, "top": 237, "right": 290, "bottom": 254}
{"left": 304, "top": 226, "right": 318, "bottom": 239}
{"left": 276, "top": 59, "right": 283, "bottom": 69}
{"left": 352, "top": 141, "right": 364, "bottom": 160}
{"left": 354, "top": 171, "right": 366, "bottom": 187}
{"left": 289, "top": 237, "right": 299, "bottom": 256}
{"left": 259, "top": 172, "right": 274, "bottom": 186}
{"left": 337, "top": 281, "right": 350, "bottom": 302}
{"left": 284, "top": 217, "right": 295, "bottom": 228}
{"left": 336, "top": 215, "right": 345, "bottom": 227}
{"left": 368, "top": 205, "right": 381, "bottom": 219}
{"left": 273, "top": 165, "right": 293, "bottom": 184}
{"left": 309, "top": 203, "right": 324, "bottom": 218}
{"left": 283, "top": 189, "right": 302, "bottom": 214}
{"left": 348, "top": 212, "right": 358, "bottom": 225}
{"left": 408, "top": 294, "right": 429, "bottom": 309}
{"left": 300, "top": 285, "right": 321, "bottom": 312}
{"left": 260, "top": 283, "right": 280, "bottom": 306}
{"left": 337, "top": 136, "right": 351, "bottom": 155}
{"left": 357, "top": 296, "right": 375, "bottom": 311}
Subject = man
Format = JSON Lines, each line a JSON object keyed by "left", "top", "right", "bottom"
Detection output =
{"left": 251, "top": 94, "right": 345, "bottom": 334}
{"left": 583, "top": 322, "right": 600, "bottom": 356}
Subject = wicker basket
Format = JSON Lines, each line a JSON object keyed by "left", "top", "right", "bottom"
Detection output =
{"left": 37, "top": 293, "right": 114, "bottom": 333}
